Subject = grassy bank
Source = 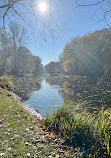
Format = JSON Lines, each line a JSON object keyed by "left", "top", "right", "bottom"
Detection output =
{"left": 45, "top": 105, "right": 111, "bottom": 157}
{"left": 0, "top": 87, "right": 37, "bottom": 157}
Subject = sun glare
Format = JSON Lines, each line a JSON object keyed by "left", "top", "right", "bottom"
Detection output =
{"left": 38, "top": 1, "right": 47, "bottom": 13}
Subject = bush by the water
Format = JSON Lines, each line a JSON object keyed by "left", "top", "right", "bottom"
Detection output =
{"left": 45, "top": 105, "right": 111, "bottom": 157}
{"left": 0, "top": 75, "right": 14, "bottom": 91}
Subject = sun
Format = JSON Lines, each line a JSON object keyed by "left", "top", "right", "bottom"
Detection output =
{"left": 38, "top": 1, "right": 47, "bottom": 13}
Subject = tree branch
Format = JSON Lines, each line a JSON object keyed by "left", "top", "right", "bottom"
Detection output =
{"left": 2, "top": 1, "right": 18, "bottom": 32}
{"left": 0, "top": 4, "right": 8, "bottom": 9}
{"left": 104, "top": 9, "right": 111, "bottom": 28}
{"left": 76, "top": 0, "right": 105, "bottom": 7}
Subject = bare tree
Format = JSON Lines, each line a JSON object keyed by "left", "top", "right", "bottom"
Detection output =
{"left": 8, "top": 21, "right": 26, "bottom": 73}
{"left": 9, "top": 21, "right": 26, "bottom": 48}
{"left": 0, "top": 0, "right": 21, "bottom": 30}
{"left": 0, "top": 0, "right": 63, "bottom": 41}
{"left": 76, "top": 0, "right": 111, "bottom": 28}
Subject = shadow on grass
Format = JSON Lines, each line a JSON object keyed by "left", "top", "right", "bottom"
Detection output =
{"left": 62, "top": 132, "right": 95, "bottom": 157}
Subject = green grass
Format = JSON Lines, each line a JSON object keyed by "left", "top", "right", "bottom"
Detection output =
{"left": 44, "top": 104, "right": 111, "bottom": 157}
{"left": 0, "top": 87, "right": 62, "bottom": 158}
{"left": 0, "top": 88, "right": 36, "bottom": 157}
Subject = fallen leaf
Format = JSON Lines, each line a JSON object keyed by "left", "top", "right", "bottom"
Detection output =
{"left": 70, "top": 147, "right": 74, "bottom": 152}
{"left": 41, "top": 123, "right": 44, "bottom": 128}
{"left": 65, "top": 152, "right": 70, "bottom": 157}
{"left": 0, "top": 153, "right": 5, "bottom": 156}
{"left": 27, "top": 153, "right": 30, "bottom": 157}
{"left": 40, "top": 137, "right": 44, "bottom": 139}
{"left": 88, "top": 154, "right": 92, "bottom": 157}
{"left": 0, "top": 121, "right": 4, "bottom": 124}
{"left": 45, "top": 135, "right": 50, "bottom": 138}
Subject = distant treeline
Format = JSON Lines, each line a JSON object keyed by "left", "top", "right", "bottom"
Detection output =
{"left": 45, "top": 29, "right": 111, "bottom": 80}
{"left": 0, "top": 22, "right": 43, "bottom": 77}
{"left": 45, "top": 61, "right": 63, "bottom": 74}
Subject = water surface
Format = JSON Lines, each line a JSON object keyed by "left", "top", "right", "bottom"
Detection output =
{"left": 24, "top": 80, "right": 63, "bottom": 116}
{"left": 22, "top": 76, "right": 111, "bottom": 116}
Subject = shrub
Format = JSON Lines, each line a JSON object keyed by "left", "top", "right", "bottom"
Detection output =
{"left": 0, "top": 75, "right": 14, "bottom": 91}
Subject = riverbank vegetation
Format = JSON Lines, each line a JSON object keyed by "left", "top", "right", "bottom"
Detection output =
{"left": 45, "top": 105, "right": 111, "bottom": 157}
{"left": 0, "top": 75, "right": 14, "bottom": 91}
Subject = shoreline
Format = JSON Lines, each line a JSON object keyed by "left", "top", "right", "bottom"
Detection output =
{"left": 10, "top": 91, "right": 45, "bottom": 120}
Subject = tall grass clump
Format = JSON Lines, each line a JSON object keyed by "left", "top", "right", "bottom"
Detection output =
{"left": 45, "top": 105, "right": 111, "bottom": 157}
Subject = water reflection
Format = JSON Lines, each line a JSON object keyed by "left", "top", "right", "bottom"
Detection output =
{"left": 13, "top": 75, "right": 111, "bottom": 115}
{"left": 13, "top": 77, "right": 42, "bottom": 100}
{"left": 54, "top": 76, "right": 111, "bottom": 113}
{"left": 24, "top": 80, "right": 63, "bottom": 116}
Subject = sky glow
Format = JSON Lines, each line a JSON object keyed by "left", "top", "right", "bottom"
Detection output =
{"left": 38, "top": 1, "right": 48, "bottom": 13}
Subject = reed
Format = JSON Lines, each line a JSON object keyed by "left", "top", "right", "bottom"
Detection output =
{"left": 45, "top": 105, "right": 111, "bottom": 157}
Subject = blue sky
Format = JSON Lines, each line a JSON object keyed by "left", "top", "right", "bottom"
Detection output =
{"left": 4, "top": 0, "right": 107, "bottom": 65}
